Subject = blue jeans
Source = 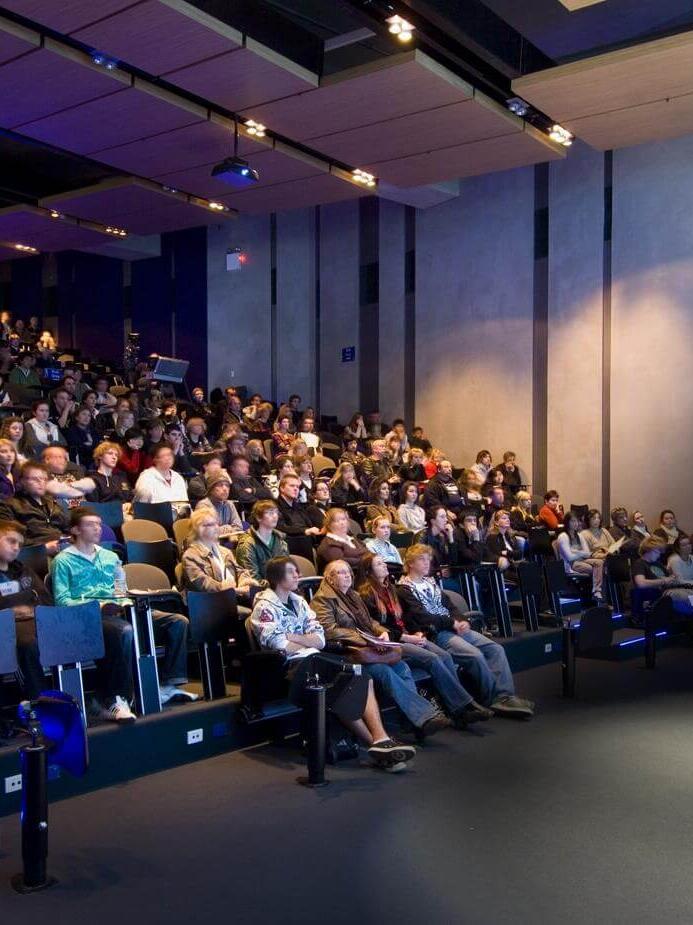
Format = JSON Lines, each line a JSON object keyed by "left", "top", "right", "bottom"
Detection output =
{"left": 152, "top": 610, "right": 189, "bottom": 685}
{"left": 434, "top": 628, "right": 514, "bottom": 705}
{"left": 364, "top": 660, "right": 438, "bottom": 728}
{"left": 400, "top": 640, "right": 472, "bottom": 714}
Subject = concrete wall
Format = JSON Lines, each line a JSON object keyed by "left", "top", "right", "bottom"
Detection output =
{"left": 547, "top": 142, "right": 604, "bottom": 506}
{"left": 415, "top": 169, "right": 535, "bottom": 475}
{"left": 378, "top": 199, "right": 406, "bottom": 424}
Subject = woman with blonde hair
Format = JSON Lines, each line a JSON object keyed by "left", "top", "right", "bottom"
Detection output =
{"left": 486, "top": 510, "right": 523, "bottom": 573}
{"left": 329, "top": 461, "right": 365, "bottom": 507}
{"left": 181, "top": 507, "right": 259, "bottom": 606}
{"left": 0, "top": 437, "right": 17, "bottom": 499}
{"left": 509, "top": 490, "right": 537, "bottom": 533}
{"left": 316, "top": 507, "right": 369, "bottom": 576}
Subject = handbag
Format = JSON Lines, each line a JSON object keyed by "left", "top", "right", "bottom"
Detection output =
{"left": 346, "top": 644, "right": 402, "bottom": 666}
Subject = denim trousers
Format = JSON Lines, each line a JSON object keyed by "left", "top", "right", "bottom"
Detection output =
{"left": 400, "top": 640, "right": 472, "bottom": 713}
{"left": 434, "top": 628, "right": 514, "bottom": 705}
{"left": 364, "top": 659, "right": 438, "bottom": 728}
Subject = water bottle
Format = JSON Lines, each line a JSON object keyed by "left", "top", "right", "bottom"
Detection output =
{"left": 114, "top": 562, "right": 128, "bottom": 598}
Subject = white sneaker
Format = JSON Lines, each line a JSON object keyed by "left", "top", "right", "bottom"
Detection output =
{"left": 102, "top": 696, "right": 136, "bottom": 723}
{"left": 160, "top": 684, "right": 199, "bottom": 705}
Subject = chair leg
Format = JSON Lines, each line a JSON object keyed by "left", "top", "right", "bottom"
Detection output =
{"left": 561, "top": 626, "right": 576, "bottom": 697}
{"left": 199, "top": 642, "right": 227, "bottom": 700}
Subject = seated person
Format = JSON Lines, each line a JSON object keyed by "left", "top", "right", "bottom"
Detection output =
{"left": 632, "top": 535, "right": 693, "bottom": 616}
{"left": 470, "top": 450, "right": 492, "bottom": 485}
{"left": 538, "top": 490, "right": 564, "bottom": 530}
{"left": 316, "top": 507, "right": 369, "bottom": 577}
{"left": 0, "top": 461, "right": 69, "bottom": 551}
{"left": 483, "top": 467, "right": 506, "bottom": 497}
{"left": 385, "top": 434, "right": 405, "bottom": 468}
{"left": 181, "top": 508, "right": 259, "bottom": 606}
{"left": 396, "top": 545, "right": 533, "bottom": 717}
{"left": 609, "top": 507, "right": 641, "bottom": 558}
{"left": 1, "top": 416, "right": 28, "bottom": 466}
{"left": 0, "top": 519, "right": 52, "bottom": 698}
{"left": 23, "top": 399, "right": 67, "bottom": 456}
{"left": 358, "top": 553, "right": 491, "bottom": 727}
{"left": 398, "top": 446, "right": 427, "bottom": 485}
{"left": 51, "top": 509, "right": 195, "bottom": 719}
{"left": 364, "top": 515, "right": 402, "bottom": 565}
{"left": 409, "top": 425, "right": 432, "bottom": 455}
{"left": 459, "top": 470, "right": 485, "bottom": 513}
{"left": 366, "top": 479, "right": 401, "bottom": 529}
{"left": 228, "top": 454, "right": 273, "bottom": 506}
{"left": 0, "top": 437, "right": 17, "bottom": 500}
{"left": 235, "top": 500, "right": 289, "bottom": 582}
{"left": 251, "top": 556, "right": 416, "bottom": 772}
{"left": 667, "top": 534, "right": 693, "bottom": 584}
{"left": 415, "top": 505, "right": 459, "bottom": 578}
{"left": 498, "top": 451, "right": 523, "bottom": 496}
{"left": 133, "top": 444, "right": 190, "bottom": 517}
{"left": 297, "top": 415, "right": 320, "bottom": 452}
{"left": 423, "top": 448, "right": 444, "bottom": 480}
{"left": 485, "top": 510, "right": 524, "bottom": 574}
{"left": 246, "top": 439, "right": 272, "bottom": 479}
{"left": 244, "top": 402, "right": 273, "bottom": 440}
{"left": 42, "top": 445, "right": 95, "bottom": 502}
{"left": 509, "top": 491, "right": 538, "bottom": 534}
{"left": 310, "top": 559, "right": 449, "bottom": 739}
{"left": 555, "top": 511, "right": 604, "bottom": 601}
{"left": 342, "top": 412, "right": 369, "bottom": 448}
{"left": 87, "top": 442, "right": 132, "bottom": 505}
{"left": 187, "top": 454, "right": 225, "bottom": 505}
{"left": 117, "top": 428, "right": 150, "bottom": 481}
{"left": 481, "top": 486, "right": 508, "bottom": 528}
{"left": 294, "top": 456, "right": 315, "bottom": 503}
{"left": 305, "top": 479, "right": 331, "bottom": 528}
{"left": 630, "top": 510, "right": 651, "bottom": 543}
{"left": 183, "top": 417, "right": 212, "bottom": 458}
{"left": 423, "top": 459, "right": 464, "bottom": 517}
{"left": 65, "top": 405, "right": 99, "bottom": 467}
{"left": 654, "top": 509, "right": 688, "bottom": 550}
{"left": 329, "top": 462, "right": 365, "bottom": 508}
{"left": 195, "top": 473, "right": 244, "bottom": 544}
{"left": 8, "top": 352, "right": 41, "bottom": 391}
{"left": 384, "top": 419, "right": 409, "bottom": 456}
{"left": 166, "top": 423, "right": 198, "bottom": 477}
{"left": 458, "top": 510, "right": 485, "bottom": 567}
{"left": 580, "top": 509, "right": 615, "bottom": 558}
{"left": 358, "top": 439, "right": 399, "bottom": 488}
{"left": 339, "top": 437, "right": 365, "bottom": 469}
{"left": 272, "top": 413, "right": 295, "bottom": 455}
{"left": 275, "top": 473, "right": 321, "bottom": 559}
{"left": 397, "top": 481, "right": 426, "bottom": 533}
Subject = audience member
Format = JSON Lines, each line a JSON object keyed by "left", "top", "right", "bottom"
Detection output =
{"left": 416, "top": 505, "right": 458, "bottom": 577}
{"left": 187, "top": 455, "right": 225, "bottom": 506}
{"left": 498, "top": 451, "right": 523, "bottom": 496}
{"left": 316, "top": 508, "right": 368, "bottom": 576}
{"left": 65, "top": 405, "right": 99, "bottom": 467}
{"left": 538, "top": 490, "right": 564, "bottom": 530}
{"left": 133, "top": 445, "right": 189, "bottom": 516}
{"left": 23, "top": 399, "right": 67, "bottom": 455}
{"left": 305, "top": 480, "right": 331, "bottom": 528}
{"left": 0, "top": 417, "right": 27, "bottom": 465}
{"left": 366, "top": 479, "right": 401, "bottom": 529}
{"left": 470, "top": 450, "right": 492, "bottom": 485}
{"left": 235, "top": 500, "right": 289, "bottom": 581}
{"left": 0, "top": 439, "right": 17, "bottom": 500}
{"left": 509, "top": 491, "right": 537, "bottom": 534}
{"left": 555, "top": 510, "right": 604, "bottom": 600}
{"left": 329, "top": 462, "right": 365, "bottom": 508}
{"left": 359, "top": 439, "right": 399, "bottom": 487}
{"left": 0, "top": 461, "right": 69, "bottom": 551}
{"left": 228, "top": 454, "right": 273, "bottom": 506}
{"left": 667, "top": 534, "right": 693, "bottom": 584}
{"left": 399, "top": 446, "right": 427, "bottom": 485}
{"left": 654, "top": 509, "right": 687, "bottom": 549}
{"left": 87, "top": 442, "right": 132, "bottom": 505}
{"left": 364, "top": 515, "right": 402, "bottom": 565}
{"left": 409, "top": 426, "right": 432, "bottom": 454}
{"left": 181, "top": 508, "right": 258, "bottom": 605}
{"left": 42, "top": 445, "right": 95, "bottom": 502}
{"left": 632, "top": 536, "right": 693, "bottom": 616}
{"left": 485, "top": 510, "right": 523, "bottom": 574}
{"left": 580, "top": 510, "right": 615, "bottom": 558}
{"left": 397, "top": 481, "right": 426, "bottom": 533}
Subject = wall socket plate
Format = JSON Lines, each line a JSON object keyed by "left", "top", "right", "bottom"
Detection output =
{"left": 187, "top": 728, "right": 203, "bottom": 745}
{"left": 4, "top": 774, "right": 22, "bottom": 794}
{"left": 544, "top": 643, "right": 553, "bottom": 653}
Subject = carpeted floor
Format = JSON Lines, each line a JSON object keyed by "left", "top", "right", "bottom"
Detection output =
{"left": 2, "top": 649, "right": 693, "bottom": 925}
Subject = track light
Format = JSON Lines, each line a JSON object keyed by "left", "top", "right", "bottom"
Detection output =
{"left": 352, "top": 168, "right": 376, "bottom": 188}
{"left": 208, "top": 201, "right": 226, "bottom": 211}
{"left": 14, "top": 244, "right": 38, "bottom": 253}
{"left": 104, "top": 226, "right": 127, "bottom": 237}
{"left": 244, "top": 119, "right": 266, "bottom": 138}
{"left": 386, "top": 15, "right": 414, "bottom": 42}
{"left": 549, "top": 124, "right": 573, "bottom": 146}
{"left": 506, "top": 97, "right": 529, "bottom": 117}
{"left": 91, "top": 52, "right": 118, "bottom": 71}
{"left": 49, "top": 210, "right": 61, "bottom": 219}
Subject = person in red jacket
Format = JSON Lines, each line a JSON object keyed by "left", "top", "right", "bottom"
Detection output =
{"left": 538, "top": 490, "right": 564, "bottom": 530}
{"left": 116, "top": 428, "right": 151, "bottom": 482}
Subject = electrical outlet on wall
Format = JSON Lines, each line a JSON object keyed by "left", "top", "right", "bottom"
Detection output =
{"left": 4, "top": 774, "right": 22, "bottom": 793}
{"left": 187, "top": 729, "right": 203, "bottom": 745}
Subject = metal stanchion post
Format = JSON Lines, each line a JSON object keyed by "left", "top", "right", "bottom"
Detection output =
{"left": 561, "top": 622, "right": 576, "bottom": 698}
{"left": 11, "top": 741, "right": 57, "bottom": 893}
{"left": 297, "top": 679, "right": 329, "bottom": 788}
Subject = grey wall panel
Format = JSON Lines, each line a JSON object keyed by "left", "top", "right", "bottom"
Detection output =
{"left": 612, "top": 135, "right": 693, "bottom": 527}
{"left": 547, "top": 141, "right": 604, "bottom": 506}
{"left": 319, "top": 199, "right": 360, "bottom": 421}
{"left": 207, "top": 216, "right": 272, "bottom": 396}
{"left": 378, "top": 198, "right": 406, "bottom": 423}
{"left": 415, "top": 168, "right": 535, "bottom": 474}
{"left": 276, "top": 207, "right": 315, "bottom": 407}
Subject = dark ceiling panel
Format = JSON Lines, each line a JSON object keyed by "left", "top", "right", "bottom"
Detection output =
{"left": 0, "top": 0, "right": 139, "bottom": 34}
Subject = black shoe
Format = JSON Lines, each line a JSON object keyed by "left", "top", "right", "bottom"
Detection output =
{"left": 419, "top": 712, "right": 453, "bottom": 738}
{"left": 490, "top": 695, "right": 534, "bottom": 718}
{"left": 453, "top": 701, "right": 494, "bottom": 728}
{"left": 368, "top": 739, "right": 416, "bottom": 768}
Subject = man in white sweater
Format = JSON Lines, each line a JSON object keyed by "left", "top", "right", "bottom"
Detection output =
{"left": 133, "top": 445, "right": 189, "bottom": 516}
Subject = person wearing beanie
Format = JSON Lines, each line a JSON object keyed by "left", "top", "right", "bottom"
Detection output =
{"left": 195, "top": 471, "right": 244, "bottom": 544}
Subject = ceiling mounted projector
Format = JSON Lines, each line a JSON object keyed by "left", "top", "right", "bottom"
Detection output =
{"left": 211, "top": 156, "right": 260, "bottom": 187}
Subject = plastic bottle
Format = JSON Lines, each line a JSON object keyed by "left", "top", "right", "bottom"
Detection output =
{"left": 114, "top": 561, "right": 128, "bottom": 598}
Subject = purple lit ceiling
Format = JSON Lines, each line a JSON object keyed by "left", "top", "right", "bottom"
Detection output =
{"left": 0, "top": 18, "right": 38, "bottom": 65}
{"left": 0, "top": 0, "right": 138, "bottom": 34}
{"left": 219, "top": 173, "right": 366, "bottom": 214}
{"left": 0, "top": 206, "right": 123, "bottom": 250}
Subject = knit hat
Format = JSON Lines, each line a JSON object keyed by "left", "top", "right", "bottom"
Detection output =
{"left": 206, "top": 473, "right": 231, "bottom": 491}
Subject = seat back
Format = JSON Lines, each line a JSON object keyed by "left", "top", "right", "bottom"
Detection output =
{"left": 605, "top": 553, "right": 631, "bottom": 584}
{"left": 124, "top": 562, "right": 172, "bottom": 591}
{"left": 297, "top": 576, "right": 323, "bottom": 601}
{"left": 313, "top": 454, "right": 336, "bottom": 477}
{"left": 544, "top": 558, "right": 572, "bottom": 594}
{"left": 348, "top": 518, "right": 362, "bottom": 537}
{"left": 0, "top": 607, "right": 18, "bottom": 674}
{"left": 17, "top": 544, "right": 49, "bottom": 580}
{"left": 263, "top": 439, "right": 274, "bottom": 462}
{"left": 291, "top": 554, "right": 317, "bottom": 577}
{"left": 442, "top": 588, "right": 470, "bottom": 615}
{"left": 172, "top": 517, "right": 191, "bottom": 552}
{"left": 122, "top": 519, "right": 168, "bottom": 543}
{"left": 244, "top": 615, "right": 260, "bottom": 652}
{"left": 85, "top": 500, "right": 124, "bottom": 530}
{"left": 133, "top": 501, "right": 174, "bottom": 535}
{"left": 517, "top": 560, "right": 543, "bottom": 598}
{"left": 125, "top": 540, "right": 177, "bottom": 584}
{"left": 391, "top": 530, "right": 414, "bottom": 549}
{"left": 527, "top": 527, "right": 554, "bottom": 558}
{"left": 187, "top": 589, "right": 238, "bottom": 645}
{"left": 35, "top": 601, "right": 105, "bottom": 666}
{"left": 575, "top": 605, "right": 613, "bottom": 653}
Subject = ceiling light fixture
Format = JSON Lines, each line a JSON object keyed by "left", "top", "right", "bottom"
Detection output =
{"left": 208, "top": 201, "right": 226, "bottom": 211}
{"left": 14, "top": 243, "right": 38, "bottom": 253}
{"left": 352, "top": 168, "right": 376, "bottom": 188}
{"left": 506, "top": 97, "right": 529, "bottom": 117}
{"left": 549, "top": 124, "right": 573, "bottom": 146}
{"left": 244, "top": 119, "right": 266, "bottom": 138}
{"left": 104, "top": 226, "right": 128, "bottom": 237}
{"left": 91, "top": 52, "right": 118, "bottom": 71}
{"left": 386, "top": 14, "right": 414, "bottom": 42}
{"left": 49, "top": 210, "right": 61, "bottom": 219}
